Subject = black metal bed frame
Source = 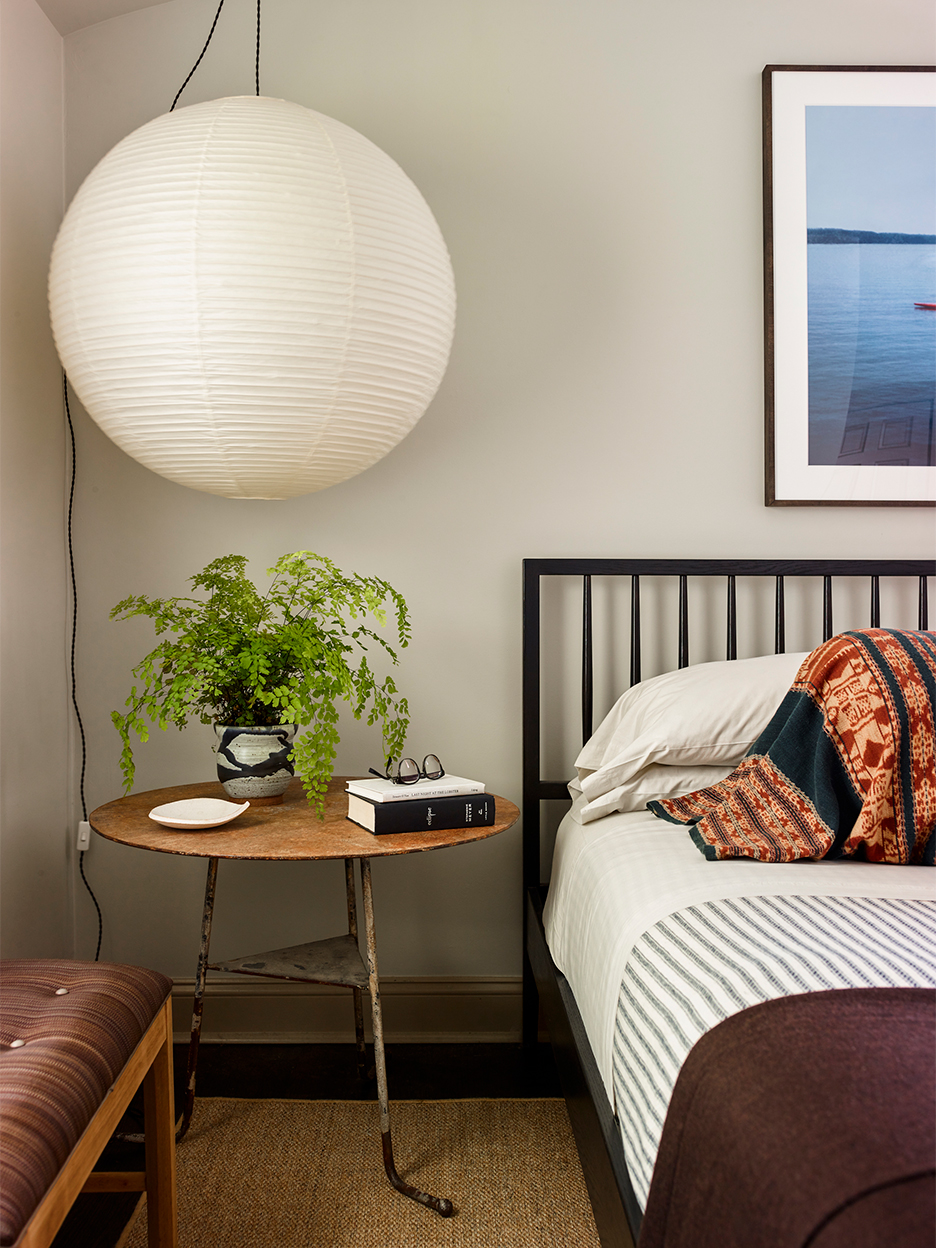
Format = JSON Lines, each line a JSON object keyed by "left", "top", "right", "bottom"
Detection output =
{"left": 521, "top": 557, "right": 934, "bottom": 1248}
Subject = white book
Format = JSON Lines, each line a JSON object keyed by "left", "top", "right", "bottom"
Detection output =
{"left": 345, "top": 774, "right": 486, "bottom": 803}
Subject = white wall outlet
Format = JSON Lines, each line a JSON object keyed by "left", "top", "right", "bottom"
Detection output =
{"left": 76, "top": 821, "right": 92, "bottom": 852}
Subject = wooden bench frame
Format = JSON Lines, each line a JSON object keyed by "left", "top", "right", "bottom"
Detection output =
{"left": 12, "top": 996, "right": 177, "bottom": 1248}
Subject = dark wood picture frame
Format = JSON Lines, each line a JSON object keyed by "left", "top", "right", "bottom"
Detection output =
{"left": 763, "top": 65, "right": 936, "bottom": 506}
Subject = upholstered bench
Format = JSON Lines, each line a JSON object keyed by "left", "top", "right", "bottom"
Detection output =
{"left": 0, "top": 960, "right": 177, "bottom": 1248}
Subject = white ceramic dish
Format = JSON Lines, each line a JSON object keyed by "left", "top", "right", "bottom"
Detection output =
{"left": 148, "top": 798, "right": 251, "bottom": 830}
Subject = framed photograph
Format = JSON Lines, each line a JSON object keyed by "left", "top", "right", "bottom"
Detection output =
{"left": 763, "top": 66, "right": 936, "bottom": 506}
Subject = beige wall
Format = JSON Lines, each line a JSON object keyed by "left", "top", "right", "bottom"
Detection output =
{"left": 0, "top": 0, "right": 69, "bottom": 956}
{"left": 6, "top": 0, "right": 934, "bottom": 990}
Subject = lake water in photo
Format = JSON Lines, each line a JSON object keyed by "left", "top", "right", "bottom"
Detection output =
{"left": 807, "top": 243, "right": 936, "bottom": 466}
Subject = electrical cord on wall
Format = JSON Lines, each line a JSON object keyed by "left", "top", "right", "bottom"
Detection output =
{"left": 65, "top": 373, "right": 103, "bottom": 961}
{"left": 170, "top": 0, "right": 261, "bottom": 113}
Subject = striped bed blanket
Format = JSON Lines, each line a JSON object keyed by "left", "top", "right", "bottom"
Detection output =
{"left": 613, "top": 892, "right": 936, "bottom": 1210}
{"left": 650, "top": 629, "right": 936, "bottom": 865}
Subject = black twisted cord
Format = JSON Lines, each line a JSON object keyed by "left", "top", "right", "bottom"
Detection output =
{"left": 170, "top": 0, "right": 262, "bottom": 111}
{"left": 64, "top": 374, "right": 103, "bottom": 961}
{"left": 170, "top": 0, "right": 227, "bottom": 111}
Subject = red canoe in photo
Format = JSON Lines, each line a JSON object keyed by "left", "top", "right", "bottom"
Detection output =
{"left": 914, "top": 302, "right": 936, "bottom": 309}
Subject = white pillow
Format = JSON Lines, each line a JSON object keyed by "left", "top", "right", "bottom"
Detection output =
{"left": 570, "top": 762, "right": 735, "bottom": 824}
{"left": 576, "top": 651, "right": 808, "bottom": 817}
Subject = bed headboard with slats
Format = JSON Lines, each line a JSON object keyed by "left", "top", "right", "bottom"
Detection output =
{"left": 522, "top": 559, "right": 935, "bottom": 902}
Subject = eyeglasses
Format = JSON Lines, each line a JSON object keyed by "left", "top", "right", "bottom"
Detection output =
{"left": 369, "top": 754, "right": 445, "bottom": 785}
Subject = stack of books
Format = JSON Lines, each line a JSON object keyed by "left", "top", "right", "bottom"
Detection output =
{"left": 345, "top": 774, "right": 493, "bottom": 835}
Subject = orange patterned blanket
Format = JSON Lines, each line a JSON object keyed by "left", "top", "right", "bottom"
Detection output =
{"left": 650, "top": 630, "right": 936, "bottom": 865}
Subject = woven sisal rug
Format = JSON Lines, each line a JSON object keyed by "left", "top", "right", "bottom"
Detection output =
{"left": 124, "top": 1097, "right": 600, "bottom": 1247}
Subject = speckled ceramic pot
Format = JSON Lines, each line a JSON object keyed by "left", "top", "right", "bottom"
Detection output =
{"left": 214, "top": 724, "right": 297, "bottom": 804}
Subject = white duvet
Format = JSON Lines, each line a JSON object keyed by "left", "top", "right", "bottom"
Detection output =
{"left": 543, "top": 795, "right": 936, "bottom": 1106}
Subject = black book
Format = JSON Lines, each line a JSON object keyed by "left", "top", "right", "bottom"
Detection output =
{"left": 347, "top": 791, "right": 495, "bottom": 834}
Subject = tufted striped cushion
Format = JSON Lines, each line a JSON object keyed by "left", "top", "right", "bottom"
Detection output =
{"left": 0, "top": 960, "right": 172, "bottom": 1246}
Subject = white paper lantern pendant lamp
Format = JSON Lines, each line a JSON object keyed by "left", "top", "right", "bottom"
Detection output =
{"left": 49, "top": 90, "right": 455, "bottom": 499}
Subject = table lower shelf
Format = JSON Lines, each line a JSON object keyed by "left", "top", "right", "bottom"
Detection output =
{"left": 209, "top": 933, "right": 368, "bottom": 989}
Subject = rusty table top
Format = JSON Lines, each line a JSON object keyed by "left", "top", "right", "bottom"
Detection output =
{"left": 89, "top": 776, "right": 519, "bottom": 861}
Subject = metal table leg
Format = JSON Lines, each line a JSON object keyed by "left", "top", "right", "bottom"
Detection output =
{"left": 345, "top": 858, "right": 369, "bottom": 1082}
{"left": 177, "top": 856, "right": 219, "bottom": 1142}
{"left": 359, "top": 857, "right": 454, "bottom": 1217}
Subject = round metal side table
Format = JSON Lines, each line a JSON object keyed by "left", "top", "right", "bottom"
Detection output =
{"left": 90, "top": 776, "right": 519, "bottom": 1217}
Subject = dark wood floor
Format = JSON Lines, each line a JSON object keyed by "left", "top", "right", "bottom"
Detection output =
{"left": 52, "top": 1041, "right": 562, "bottom": 1248}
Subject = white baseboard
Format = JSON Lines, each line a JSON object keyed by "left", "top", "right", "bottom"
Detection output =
{"left": 171, "top": 975, "right": 523, "bottom": 1044}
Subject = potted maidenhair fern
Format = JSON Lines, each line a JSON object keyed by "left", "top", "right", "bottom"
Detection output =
{"left": 110, "top": 551, "right": 410, "bottom": 815}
